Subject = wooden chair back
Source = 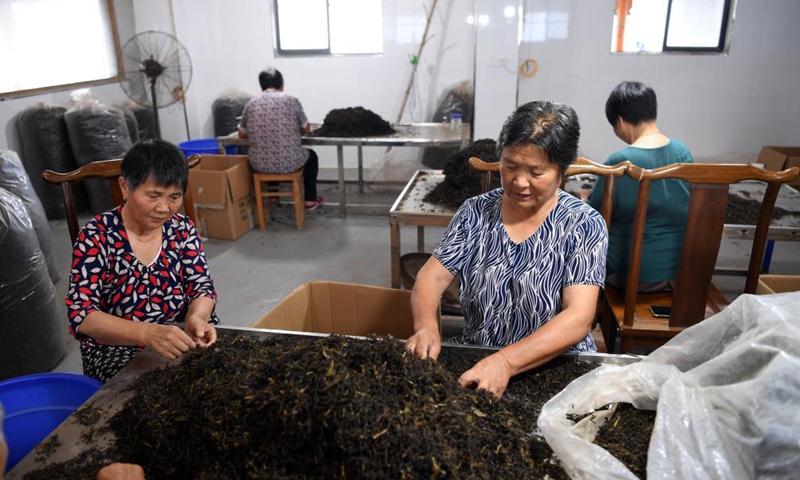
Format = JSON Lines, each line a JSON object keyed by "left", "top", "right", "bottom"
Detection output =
{"left": 468, "top": 156, "right": 629, "bottom": 229}
{"left": 607, "top": 163, "right": 799, "bottom": 351}
{"left": 42, "top": 154, "right": 202, "bottom": 245}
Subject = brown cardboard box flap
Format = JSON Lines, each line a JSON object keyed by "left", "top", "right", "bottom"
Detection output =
{"left": 756, "top": 275, "right": 800, "bottom": 295}
{"left": 757, "top": 146, "right": 800, "bottom": 172}
{"left": 197, "top": 196, "right": 255, "bottom": 240}
{"left": 252, "top": 281, "right": 421, "bottom": 339}
{"left": 225, "top": 160, "right": 254, "bottom": 202}
{"left": 190, "top": 155, "right": 252, "bottom": 207}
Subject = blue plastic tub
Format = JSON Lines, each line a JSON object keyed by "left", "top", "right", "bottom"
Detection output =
{"left": 0, "top": 372, "right": 102, "bottom": 473}
{"left": 179, "top": 138, "right": 239, "bottom": 156}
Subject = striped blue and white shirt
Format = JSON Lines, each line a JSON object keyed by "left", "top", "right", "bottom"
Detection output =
{"left": 434, "top": 188, "right": 607, "bottom": 352}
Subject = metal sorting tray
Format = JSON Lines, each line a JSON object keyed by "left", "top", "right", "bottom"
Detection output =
{"left": 6, "top": 325, "right": 638, "bottom": 478}
{"left": 390, "top": 170, "right": 454, "bottom": 217}
{"left": 218, "top": 122, "right": 469, "bottom": 148}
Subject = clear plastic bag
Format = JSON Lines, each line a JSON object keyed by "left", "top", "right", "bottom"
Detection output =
{"left": 539, "top": 292, "right": 800, "bottom": 479}
{"left": 422, "top": 80, "right": 473, "bottom": 169}
{"left": 368, "top": 149, "right": 424, "bottom": 192}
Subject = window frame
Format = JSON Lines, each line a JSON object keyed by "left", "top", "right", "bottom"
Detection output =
{"left": 272, "top": 0, "right": 332, "bottom": 57}
{"left": 661, "top": 0, "right": 733, "bottom": 53}
{"left": 272, "top": 0, "right": 382, "bottom": 57}
{"left": 0, "top": 0, "right": 123, "bottom": 100}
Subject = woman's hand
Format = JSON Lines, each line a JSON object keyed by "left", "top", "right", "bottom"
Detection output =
{"left": 184, "top": 314, "right": 217, "bottom": 348}
{"left": 141, "top": 323, "right": 196, "bottom": 360}
{"left": 458, "top": 352, "right": 513, "bottom": 399}
{"left": 97, "top": 463, "right": 146, "bottom": 480}
{"left": 406, "top": 326, "right": 442, "bottom": 361}
{"left": 1, "top": 433, "right": 8, "bottom": 478}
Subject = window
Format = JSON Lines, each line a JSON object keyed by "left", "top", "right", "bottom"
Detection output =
{"left": 611, "top": 0, "right": 733, "bottom": 53}
{"left": 0, "top": 0, "right": 121, "bottom": 98}
{"left": 273, "top": 0, "right": 383, "bottom": 56}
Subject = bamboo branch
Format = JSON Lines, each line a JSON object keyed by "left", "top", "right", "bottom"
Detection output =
{"left": 395, "top": 0, "right": 439, "bottom": 124}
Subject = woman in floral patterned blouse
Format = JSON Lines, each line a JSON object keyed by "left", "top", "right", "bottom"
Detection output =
{"left": 66, "top": 140, "right": 218, "bottom": 382}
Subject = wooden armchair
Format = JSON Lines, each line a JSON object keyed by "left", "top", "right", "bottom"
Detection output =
{"left": 603, "top": 163, "right": 800, "bottom": 353}
{"left": 42, "top": 155, "right": 201, "bottom": 245}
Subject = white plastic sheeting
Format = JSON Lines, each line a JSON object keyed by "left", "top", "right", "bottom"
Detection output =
{"left": 539, "top": 292, "right": 800, "bottom": 479}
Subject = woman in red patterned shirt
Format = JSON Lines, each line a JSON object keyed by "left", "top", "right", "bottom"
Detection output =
{"left": 66, "top": 140, "right": 218, "bottom": 382}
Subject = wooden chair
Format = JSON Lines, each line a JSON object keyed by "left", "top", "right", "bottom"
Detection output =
{"left": 603, "top": 163, "right": 800, "bottom": 353}
{"left": 253, "top": 169, "right": 305, "bottom": 230}
{"left": 42, "top": 155, "right": 201, "bottom": 245}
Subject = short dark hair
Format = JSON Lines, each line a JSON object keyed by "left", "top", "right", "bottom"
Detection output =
{"left": 258, "top": 67, "right": 284, "bottom": 91}
{"left": 605, "top": 81, "right": 658, "bottom": 126}
{"left": 121, "top": 139, "right": 189, "bottom": 193}
{"left": 496, "top": 100, "right": 580, "bottom": 175}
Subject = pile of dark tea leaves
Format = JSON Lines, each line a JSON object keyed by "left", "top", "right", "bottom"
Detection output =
{"left": 24, "top": 335, "right": 630, "bottom": 480}
{"left": 424, "top": 138, "right": 500, "bottom": 209}
{"left": 593, "top": 403, "right": 657, "bottom": 479}
{"left": 726, "top": 193, "right": 794, "bottom": 225}
{"left": 310, "top": 107, "right": 396, "bottom": 137}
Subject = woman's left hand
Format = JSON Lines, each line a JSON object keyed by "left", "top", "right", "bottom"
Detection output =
{"left": 458, "top": 352, "right": 513, "bottom": 399}
{"left": 184, "top": 315, "right": 217, "bottom": 348}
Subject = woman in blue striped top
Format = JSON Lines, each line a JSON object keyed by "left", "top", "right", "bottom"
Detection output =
{"left": 406, "top": 101, "right": 608, "bottom": 398}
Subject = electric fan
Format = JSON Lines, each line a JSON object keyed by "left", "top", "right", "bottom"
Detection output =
{"left": 119, "top": 30, "right": 193, "bottom": 139}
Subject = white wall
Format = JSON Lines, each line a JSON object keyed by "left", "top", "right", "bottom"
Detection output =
{"left": 128, "top": 0, "right": 477, "bottom": 170}
{"left": 2, "top": 0, "right": 798, "bottom": 170}
{"left": 0, "top": 0, "right": 476, "bottom": 171}
{"left": 473, "top": 0, "right": 522, "bottom": 140}
{"left": 518, "top": 0, "right": 800, "bottom": 163}
{"left": 0, "top": 0, "right": 135, "bottom": 154}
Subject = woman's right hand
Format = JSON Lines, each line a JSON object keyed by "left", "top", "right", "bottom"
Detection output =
{"left": 97, "top": 463, "right": 146, "bottom": 480}
{"left": 141, "top": 323, "right": 197, "bottom": 360}
{"left": 406, "top": 327, "right": 442, "bottom": 361}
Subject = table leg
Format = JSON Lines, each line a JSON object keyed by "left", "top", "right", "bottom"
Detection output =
{"left": 391, "top": 223, "right": 401, "bottom": 288}
{"left": 337, "top": 145, "right": 346, "bottom": 217}
{"left": 417, "top": 226, "right": 425, "bottom": 252}
{"left": 358, "top": 145, "right": 364, "bottom": 195}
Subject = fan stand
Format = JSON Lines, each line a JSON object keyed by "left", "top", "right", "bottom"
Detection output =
{"left": 142, "top": 56, "right": 163, "bottom": 140}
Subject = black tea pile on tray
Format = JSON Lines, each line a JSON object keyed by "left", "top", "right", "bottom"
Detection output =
{"left": 424, "top": 138, "right": 500, "bottom": 209}
{"left": 726, "top": 193, "right": 794, "bottom": 225}
{"left": 310, "top": 107, "right": 395, "bottom": 137}
{"left": 25, "top": 335, "right": 607, "bottom": 480}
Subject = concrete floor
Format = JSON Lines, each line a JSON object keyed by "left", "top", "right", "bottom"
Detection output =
{"left": 48, "top": 174, "right": 800, "bottom": 374}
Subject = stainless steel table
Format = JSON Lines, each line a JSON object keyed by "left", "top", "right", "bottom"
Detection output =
{"left": 6, "top": 325, "right": 635, "bottom": 478}
{"left": 218, "top": 122, "right": 470, "bottom": 216}
{"left": 389, "top": 173, "right": 800, "bottom": 287}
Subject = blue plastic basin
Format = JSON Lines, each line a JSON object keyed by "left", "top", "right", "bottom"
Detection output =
{"left": 179, "top": 138, "right": 238, "bottom": 156}
{"left": 0, "top": 372, "right": 102, "bottom": 473}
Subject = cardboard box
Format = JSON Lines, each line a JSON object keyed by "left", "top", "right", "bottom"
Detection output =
{"left": 189, "top": 155, "right": 255, "bottom": 240}
{"left": 251, "top": 281, "right": 436, "bottom": 339}
{"left": 757, "top": 146, "right": 800, "bottom": 187}
{"left": 756, "top": 274, "right": 800, "bottom": 295}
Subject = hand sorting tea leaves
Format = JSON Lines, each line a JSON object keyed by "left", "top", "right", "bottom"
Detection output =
{"left": 25, "top": 335, "right": 606, "bottom": 480}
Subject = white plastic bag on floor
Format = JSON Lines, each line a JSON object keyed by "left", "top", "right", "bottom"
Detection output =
{"left": 539, "top": 292, "right": 800, "bottom": 479}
